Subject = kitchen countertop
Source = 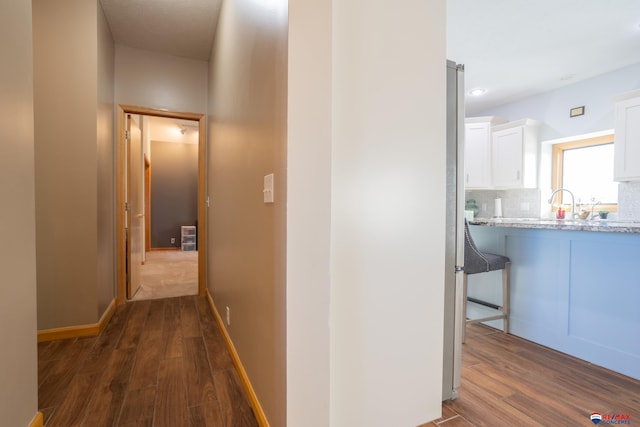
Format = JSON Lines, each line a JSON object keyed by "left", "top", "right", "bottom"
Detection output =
{"left": 469, "top": 217, "right": 640, "bottom": 233}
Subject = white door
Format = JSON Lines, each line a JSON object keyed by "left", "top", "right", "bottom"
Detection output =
{"left": 127, "top": 115, "right": 144, "bottom": 298}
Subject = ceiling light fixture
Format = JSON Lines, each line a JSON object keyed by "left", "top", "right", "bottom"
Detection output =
{"left": 469, "top": 88, "right": 487, "bottom": 96}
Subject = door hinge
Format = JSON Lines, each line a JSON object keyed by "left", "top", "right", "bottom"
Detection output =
{"left": 125, "top": 130, "right": 130, "bottom": 140}
{"left": 125, "top": 202, "right": 130, "bottom": 211}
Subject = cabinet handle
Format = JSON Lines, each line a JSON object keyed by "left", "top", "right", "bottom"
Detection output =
{"left": 516, "top": 170, "right": 521, "bottom": 180}
{"left": 466, "top": 173, "right": 469, "bottom": 184}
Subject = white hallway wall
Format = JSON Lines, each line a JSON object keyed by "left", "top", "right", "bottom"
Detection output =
{"left": 288, "top": 0, "right": 447, "bottom": 425}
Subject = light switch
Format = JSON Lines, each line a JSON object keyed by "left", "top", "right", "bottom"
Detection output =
{"left": 263, "top": 173, "right": 274, "bottom": 203}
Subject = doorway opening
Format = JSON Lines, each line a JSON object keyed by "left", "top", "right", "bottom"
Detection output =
{"left": 116, "top": 105, "right": 206, "bottom": 304}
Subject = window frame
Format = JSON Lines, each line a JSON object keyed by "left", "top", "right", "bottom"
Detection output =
{"left": 551, "top": 133, "right": 617, "bottom": 213}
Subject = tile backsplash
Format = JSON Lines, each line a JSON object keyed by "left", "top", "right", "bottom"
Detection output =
{"left": 465, "top": 189, "right": 541, "bottom": 219}
{"left": 468, "top": 183, "right": 640, "bottom": 221}
{"left": 617, "top": 181, "right": 640, "bottom": 221}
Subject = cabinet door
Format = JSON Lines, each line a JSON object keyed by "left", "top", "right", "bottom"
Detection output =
{"left": 465, "top": 123, "right": 491, "bottom": 188}
{"left": 614, "top": 97, "right": 640, "bottom": 181}
{"left": 492, "top": 126, "right": 523, "bottom": 188}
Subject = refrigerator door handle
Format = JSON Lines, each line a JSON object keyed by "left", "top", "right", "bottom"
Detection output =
{"left": 455, "top": 64, "right": 466, "bottom": 268}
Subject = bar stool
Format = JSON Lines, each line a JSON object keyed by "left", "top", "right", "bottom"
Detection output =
{"left": 462, "top": 220, "right": 510, "bottom": 342}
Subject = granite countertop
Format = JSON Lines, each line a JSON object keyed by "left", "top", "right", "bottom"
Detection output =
{"left": 469, "top": 217, "right": 640, "bottom": 233}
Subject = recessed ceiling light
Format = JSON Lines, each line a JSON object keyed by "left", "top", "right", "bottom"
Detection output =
{"left": 469, "top": 88, "right": 487, "bottom": 96}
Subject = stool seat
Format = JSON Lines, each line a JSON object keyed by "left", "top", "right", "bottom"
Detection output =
{"left": 462, "top": 220, "right": 510, "bottom": 342}
{"left": 464, "top": 247, "right": 510, "bottom": 274}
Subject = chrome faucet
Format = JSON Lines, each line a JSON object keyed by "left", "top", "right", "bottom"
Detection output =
{"left": 590, "top": 201, "right": 602, "bottom": 220}
{"left": 548, "top": 188, "right": 575, "bottom": 219}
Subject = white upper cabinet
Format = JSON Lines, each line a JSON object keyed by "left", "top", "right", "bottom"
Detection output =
{"left": 464, "top": 116, "right": 506, "bottom": 189}
{"left": 491, "top": 119, "right": 540, "bottom": 188}
{"left": 614, "top": 90, "right": 640, "bottom": 182}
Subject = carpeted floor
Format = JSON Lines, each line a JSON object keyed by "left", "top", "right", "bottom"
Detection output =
{"left": 131, "top": 250, "right": 198, "bottom": 300}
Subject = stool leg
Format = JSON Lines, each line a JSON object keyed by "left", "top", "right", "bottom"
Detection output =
{"left": 462, "top": 272, "right": 468, "bottom": 343}
{"left": 502, "top": 262, "right": 511, "bottom": 334}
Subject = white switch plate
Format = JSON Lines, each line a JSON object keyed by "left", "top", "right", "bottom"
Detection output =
{"left": 263, "top": 173, "right": 274, "bottom": 203}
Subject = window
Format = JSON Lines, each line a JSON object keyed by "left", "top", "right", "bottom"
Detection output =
{"left": 551, "top": 133, "right": 617, "bottom": 213}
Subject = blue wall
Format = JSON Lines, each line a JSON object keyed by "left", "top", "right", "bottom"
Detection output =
{"left": 477, "top": 62, "right": 640, "bottom": 141}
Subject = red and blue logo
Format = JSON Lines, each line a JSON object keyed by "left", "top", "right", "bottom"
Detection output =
{"left": 591, "top": 413, "right": 602, "bottom": 425}
{"left": 590, "top": 412, "right": 631, "bottom": 425}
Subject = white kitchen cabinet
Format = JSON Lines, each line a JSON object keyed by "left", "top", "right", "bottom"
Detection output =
{"left": 614, "top": 90, "right": 640, "bottom": 181}
{"left": 491, "top": 119, "right": 540, "bottom": 188}
{"left": 464, "top": 116, "right": 506, "bottom": 188}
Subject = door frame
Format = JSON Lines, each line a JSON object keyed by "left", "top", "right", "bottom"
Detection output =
{"left": 116, "top": 105, "right": 206, "bottom": 303}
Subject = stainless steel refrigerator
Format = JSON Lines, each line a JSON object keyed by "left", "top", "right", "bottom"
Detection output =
{"left": 442, "top": 60, "right": 465, "bottom": 401}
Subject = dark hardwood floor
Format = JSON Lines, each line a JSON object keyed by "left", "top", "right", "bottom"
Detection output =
{"left": 38, "top": 296, "right": 258, "bottom": 427}
{"left": 40, "top": 299, "right": 640, "bottom": 427}
{"left": 428, "top": 324, "right": 640, "bottom": 426}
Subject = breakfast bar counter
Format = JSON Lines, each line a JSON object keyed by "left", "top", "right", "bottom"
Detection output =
{"left": 469, "top": 217, "right": 640, "bottom": 233}
{"left": 466, "top": 222, "right": 640, "bottom": 380}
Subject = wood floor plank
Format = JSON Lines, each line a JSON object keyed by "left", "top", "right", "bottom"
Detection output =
{"left": 128, "top": 299, "right": 166, "bottom": 390}
{"left": 45, "top": 371, "right": 99, "bottom": 427}
{"left": 213, "top": 369, "right": 258, "bottom": 427}
{"left": 118, "top": 419, "right": 154, "bottom": 427}
{"left": 460, "top": 365, "right": 515, "bottom": 399}
{"left": 79, "top": 303, "right": 133, "bottom": 374}
{"left": 437, "top": 416, "right": 474, "bottom": 426}
{"left": 38, "top": 337, "right": 97, "bottom": 409}
{"left": 82, "top": 348, "right": 136, "bottom": 427}
{"left": 154, "top": 357, "right": 189, "bottom": 427}
{"left": 180, "top": 295, "right": 202, "bottom": 338}
{"left": 101, "top": 301, "right": 134, "bottom": 342}
{"left": 38, "top": 359, "right": 55, "bottom": 387}
{"left": 449, "top": 378, "right": 541, "bottom": 427}
{"left": 40, "top": 406, "right": 55, "bottom": 426}
{"left": 118, "top": 387, "right": 156, "bottom": 427}
{"left": 183, "top": 337, "right": 217, "bottom": 406}
{"left": 162, "top": 298, "right": 184, "bottom": 358}
{"left": 502, "top": 391, "right": 589, "bottom": 427}
{"left": 435, "top": 405, "right": 460, "bottom": 423}
{"left": 469, "top": 361, "right": 590, "bottom": 422}
{"left": 442, "top": 324, "right": 640, "bottom": 427}
{"left": 195, "top": 297, "right": 234, "bottom": 372}
{"left": 37, "top": 338, "right": 76, "bottom": 362}
{"left": 468, "top": 334, "right": 633, "bottom": 419}
{"left": 38, "top": 298, "right": 255, "bottom": 427}
{"left": 189, "top": 403, "right": 225, "bottom": 427}
{"left": 117, "top": 300, "right": 151, "bottom": 350}
{"left": 203, "top": 333, "right": 235, "bottom": 373}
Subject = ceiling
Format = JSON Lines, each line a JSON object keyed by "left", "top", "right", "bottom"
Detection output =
{"left": 100, "top": 0, "right": 640, "bottom": 114}
{"left": 448, "top": 0, "right": 640, "bottom": 115}
{"left": 100, "top": 0, "right": 222, "bottom": 61}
